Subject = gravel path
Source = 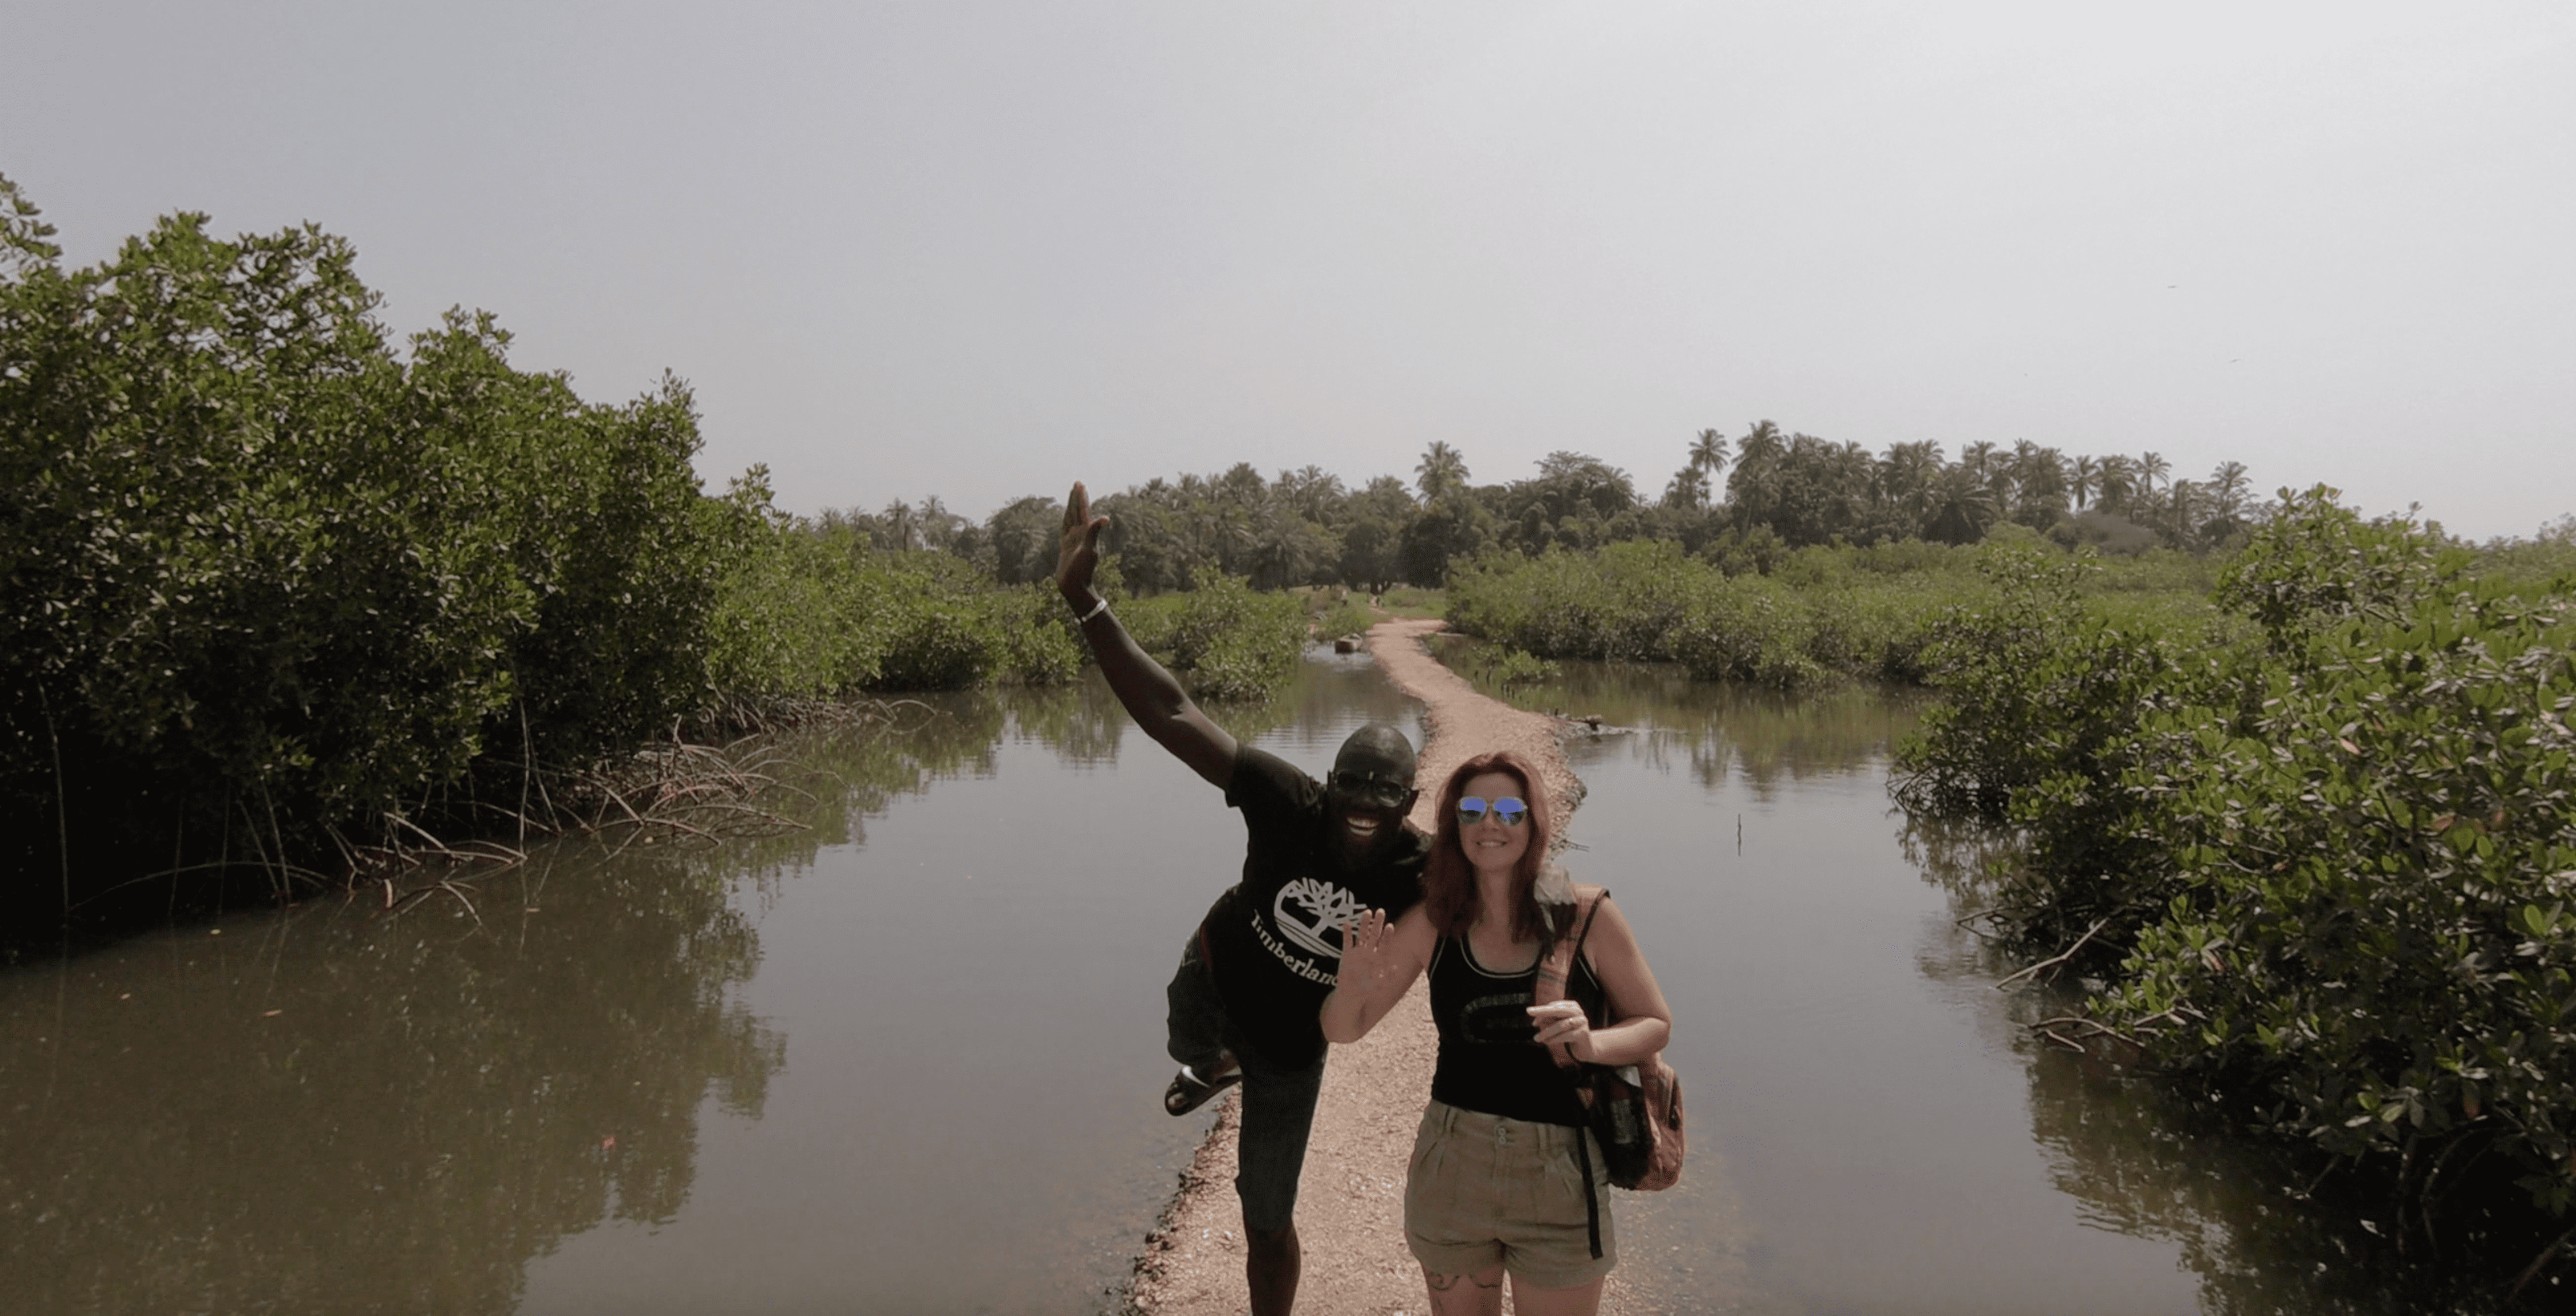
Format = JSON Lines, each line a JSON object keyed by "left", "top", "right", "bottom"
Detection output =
{"left": 1125, "top": 617, "right": 1644, "bottom": 1315}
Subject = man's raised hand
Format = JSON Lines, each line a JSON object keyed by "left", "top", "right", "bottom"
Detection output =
{"left": 1057, "top": 481, "right": 1111, "bottom": 599}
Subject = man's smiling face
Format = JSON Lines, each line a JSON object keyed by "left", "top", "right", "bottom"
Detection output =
{"left": 1325, "top": 722, "right": 1418, "bottom": 866}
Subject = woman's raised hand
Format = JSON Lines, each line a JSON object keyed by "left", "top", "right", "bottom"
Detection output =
{"left": 1337, "top": 907, "right": 1395, "bottom": 994}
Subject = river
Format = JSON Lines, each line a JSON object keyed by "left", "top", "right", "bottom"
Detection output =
{"left": 0, "top": 644, "right": 2474, "bottom": 1314}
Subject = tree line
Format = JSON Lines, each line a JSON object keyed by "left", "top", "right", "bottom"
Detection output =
{"left": 844, "top": 423, "right": 2274, "bottom": 600}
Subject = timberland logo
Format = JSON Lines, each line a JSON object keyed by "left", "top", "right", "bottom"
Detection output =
{"left": 1272, "top": 878, "right": 1364, "bottom": 959}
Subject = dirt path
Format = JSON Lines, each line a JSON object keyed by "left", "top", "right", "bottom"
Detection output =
{"left": 1126, "top": 618, "right": 1644, "bottom": 1315}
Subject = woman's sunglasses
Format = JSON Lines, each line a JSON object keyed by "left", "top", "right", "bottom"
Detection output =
{"left": 1457, "top": 796, "right": 1529, "bottom": 827}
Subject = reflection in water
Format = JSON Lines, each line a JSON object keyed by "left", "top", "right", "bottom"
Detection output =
{"left": 1431, "top": 634, "right": 1919, "bottom": 797}
{"left": 1909, "top": 818, "right": 2516, "bottom": 1315}
{"left": 0, "top": 677, "right": 1101, "bottom": 1314}
{"left": 0, "top": 847, "right": 780, "bottom": 1314}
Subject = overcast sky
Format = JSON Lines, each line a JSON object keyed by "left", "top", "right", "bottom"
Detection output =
{"left": 6, "top": 2, "right": 2570, "bottom": 539}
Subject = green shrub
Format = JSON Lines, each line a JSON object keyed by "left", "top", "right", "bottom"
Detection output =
{"left": 1665, "top": 573, "right": 1827, "bottom": 688}
{"left": 1895, "top": 486, "right": 2576, "bottom": 1235}
{"left": 1447, "top": 536, "right": 2018, "bottom": 689}
{"left": 1491, "top": 648, "right": 1558, "bottom": 686}
{"left": 1, "top": 198, "right": 726, "bottom": 919}
{"left": 1120, "top": 574, "right": 1307, "bottom": 701}
{"left": 2101, "top": 577, "right": 2576, "bottom": 1207}
{"left": 704, "top": 493, "right": 891, "bottom": 702}
{"left": 1307, "top": 592, "right": 1379, "bottom": 642}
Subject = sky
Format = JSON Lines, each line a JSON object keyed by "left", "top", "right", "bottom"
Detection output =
{"left": 5, "top": 2, "right": 2570, "bottom": 541}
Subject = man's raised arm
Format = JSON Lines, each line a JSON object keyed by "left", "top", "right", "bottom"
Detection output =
{"left": 1056, "top": 481, "right": 1239, "bottom": 788}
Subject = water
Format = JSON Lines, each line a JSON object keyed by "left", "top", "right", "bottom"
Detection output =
{"left": 0, "top": 644, "right": 2496, "bottom": 1314}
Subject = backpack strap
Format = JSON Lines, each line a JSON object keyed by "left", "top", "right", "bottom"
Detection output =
{"left": 1535, "top": 886, "right": 1605, "bottom": 1070}
{"left": 1533, "top": 880, "right": 1609, "bottom": 1259}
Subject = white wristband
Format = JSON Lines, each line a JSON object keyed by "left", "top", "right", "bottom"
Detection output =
{"left": 1075, "top": 595, "right": 1111, "bottom": 624}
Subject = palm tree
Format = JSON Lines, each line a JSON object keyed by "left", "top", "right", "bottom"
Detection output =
{"left": 2208, "top": 460, "right": 2251, "bottom": 522}
{"left": 880, "top": 498, "right": 920, "bottom": 551}
{"left": 1274, "top": 465, "right": 1345, "bottom": 523}
{"left": 2167, "top": 478, "right": 2201, "bottom": 546}
{"left": 1735, "top": 420, "right": 1785, "bottom": 467}
{"left": 1662, "top": 465, "right": 1711, "bottom": 510}
{"left": 2070, "top": 455, "right": 2098, "bottom": 509}
{"left": 1415, "top": 442, "right": 1469, "bottom": 503}
{"left": 1688, "top": 428, "right": 1730, "bottom": 481}
{"left": 915, "top": 495, "right": 967, "bottom": 551}
{"left": 1924, "top": 463, "right": 2001, "bottom": 545}
{"left": 2138, "top": 451, "right": 2170, "bottom": 494}
{"left": 1959, "top": 440, "right": 1998, "bottom": 480}
{"left": 1878, "top": 440, "right": 1944, "bottom": 534}
{"left": 2095, "top": 454, "right": 2136, "bottom": 513}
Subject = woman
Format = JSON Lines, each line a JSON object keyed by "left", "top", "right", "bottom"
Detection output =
{"left": 1321, "top": 750, "right": 1671, "bottom": 1316}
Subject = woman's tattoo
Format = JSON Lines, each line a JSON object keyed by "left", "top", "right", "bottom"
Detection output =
{"left": 1422, "top": 1272, "right": 1501, "bottom": 1291}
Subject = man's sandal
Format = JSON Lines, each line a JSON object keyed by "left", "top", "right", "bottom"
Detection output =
{"left": 1162, "top": 1061, "right": 1243, "bottom": 1116}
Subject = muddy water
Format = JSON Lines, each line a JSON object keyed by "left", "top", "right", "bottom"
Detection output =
{"left": 0, "top": 644, "right": 2438, "bottom": 1314}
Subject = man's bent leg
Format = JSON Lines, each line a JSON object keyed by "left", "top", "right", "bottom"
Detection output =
{"left": 1165, "top": 931, "right": 1232, "bottom": 1075}
{"left": 1235, "top": 1049, "right": 1325, "bottom": 1316}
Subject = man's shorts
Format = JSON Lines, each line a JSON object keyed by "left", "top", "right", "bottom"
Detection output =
{"left": 1165, "top": 931, "right": 1328, "bottom": 1234}
{"left": 1404, "top": 1099, "right": 1616, "bottom": 1291}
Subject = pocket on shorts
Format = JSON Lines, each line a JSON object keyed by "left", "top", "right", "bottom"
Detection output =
{"left": 1545, "top": 1131, "right": 1602, "bottom": 1201}
{"left": 1408, "top": 1108, "right": 1446, "bottom": 1181}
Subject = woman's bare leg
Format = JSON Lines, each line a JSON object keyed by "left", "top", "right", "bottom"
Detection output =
{"left": 1507, "top": 1274, "right": 1605, "bottom": 1316}
{"left": 1422, "top": 1264, "right": 1506, "bottom": 1316}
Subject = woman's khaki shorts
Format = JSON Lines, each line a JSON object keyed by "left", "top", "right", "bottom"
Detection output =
{"left": 1404, "top": 1100, "right": 1615, "bottom": 1291}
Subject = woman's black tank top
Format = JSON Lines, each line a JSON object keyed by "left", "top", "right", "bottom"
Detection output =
{"left": 1426, "top": 931, "right": 1605, "bottom": 1127}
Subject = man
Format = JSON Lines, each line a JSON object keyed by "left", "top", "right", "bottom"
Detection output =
{"left": 1056, "top": 481, "right": 1430, "bottom": 1316}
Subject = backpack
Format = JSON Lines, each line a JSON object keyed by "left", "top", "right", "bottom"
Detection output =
{"left": 1536, "top": 884, "right": 1687, "bottom": 1194}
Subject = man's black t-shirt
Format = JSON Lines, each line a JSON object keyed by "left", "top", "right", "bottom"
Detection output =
{"left": 1200, "top": 744, "right": 1430, "bottom": 1069}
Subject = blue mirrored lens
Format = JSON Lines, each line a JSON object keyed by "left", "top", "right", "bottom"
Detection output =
{"left": 1457, "top": 796, "right": 1529, "bottom": 826}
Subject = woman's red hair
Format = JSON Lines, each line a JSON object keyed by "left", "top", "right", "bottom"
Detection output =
{"left": 1421, "top": 750, "right": 1555, "bottom": 944}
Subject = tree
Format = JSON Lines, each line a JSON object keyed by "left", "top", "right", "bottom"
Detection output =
{"left": 1760, "top": 434, "right": 1874, "bottom": 547}
{"left": 1415, "top": 441, "right": 1469, "bottom": 502}
{"left": 1923, "top": 463, "right": 2002, "bottom": 545}
{"left": 1877, "top": 439, "right": 1945, "bottom": 536}
{"left": 914, "top": 495, "right": 967, "bottom": 553}
{"left": 1723, "top": 421, "right": 1788, "bottom": 533}
{"left": 2166, "top": 478, "right": 2202, "bottom": 547}
{"left": 1244, "top": 503, "right": 1334, "bottom": 591}
{"left": 1399, "top": 496, "right": 1491, "bottom": 588}
{"left": 2208, "top": 460, "right": 2251, "bottom": 523}
{"left": 1, "top": 198, "right": 722, "bottom": 916}
{"left": 1272, "top": 465, "right": 1346, "bottom": 524}
{"left": 877, "top": 499, "right": 921, "bottom": 552}
{"left": 983, "top": 495, "right": 1063, "bottom": 585}
{"left": 0, "top": 171, "right": 61, "bottom": 280}
{"left": 2138, "top": 450, "right": 2170, "bottom": 494}
{"left": 1687, "top": 428, "right": 1730, "bottom": 482}
{"left": 2095, "top": 454, "right": 2137, "bottom": 514}
{"left": 1959, "top": 440, "right": 1998, "bottom": 481}
{"left": 1336, "top": 476, "right": 1414, "bottom": 594}
{"left": 2006, "top": 440, "right": 2071, "bottom": 531}
{"left": 1662, "top": 465, "right": 1711, "bottom": 511}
